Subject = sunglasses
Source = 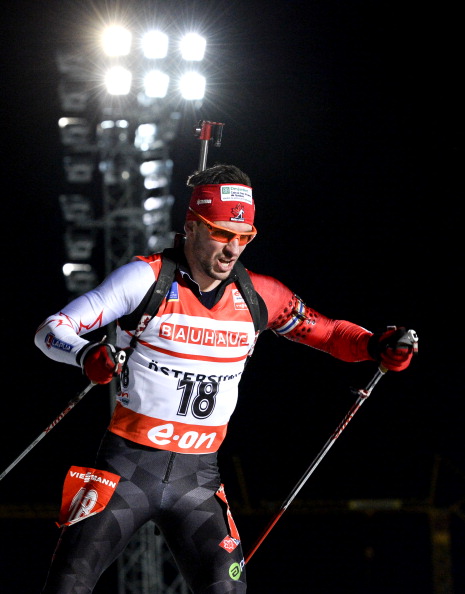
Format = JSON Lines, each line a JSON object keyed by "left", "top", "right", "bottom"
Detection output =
{"left": 190, "top": 209, "right": 257, "bottom": 246}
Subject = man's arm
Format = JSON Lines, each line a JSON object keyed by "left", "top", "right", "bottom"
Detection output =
{"left": 248, "top": 271, "right": 414, "bottom": 370}
{"left": 34, "top": 259, "right": 156, "bottom": 367}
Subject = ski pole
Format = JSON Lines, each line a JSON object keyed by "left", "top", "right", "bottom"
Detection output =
{"left": 245, "top": 328, "right": 418, "bottom": 564}
{"left": 0, "top": 347, "right": 126, "bottom": 483}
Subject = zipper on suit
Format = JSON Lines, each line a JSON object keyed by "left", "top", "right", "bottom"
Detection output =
{"left": 163, "top": 452, "right": 177, "bottom": 483}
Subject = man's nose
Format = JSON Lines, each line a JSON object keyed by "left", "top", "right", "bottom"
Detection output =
{"left": 225, "top": 237, "right": 241, "bottom": 254}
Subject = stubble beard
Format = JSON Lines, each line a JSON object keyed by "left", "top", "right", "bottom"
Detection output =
{"left": 193, "top": 238, "right": 229, "bottom": 282}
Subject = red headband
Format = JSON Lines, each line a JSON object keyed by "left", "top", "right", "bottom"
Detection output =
{"left": 186, "top": 184, "right": 255, "bottom": 226}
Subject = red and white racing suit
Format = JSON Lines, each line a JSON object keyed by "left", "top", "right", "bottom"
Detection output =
{"left": 35, "top": 253, "right": 374, "bottom": 593}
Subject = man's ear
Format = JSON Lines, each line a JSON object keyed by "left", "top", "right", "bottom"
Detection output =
{"left": 184, "top": 220, "right": 196, "bottom": 235}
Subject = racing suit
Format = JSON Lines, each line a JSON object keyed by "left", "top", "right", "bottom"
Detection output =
{"left": 35, "top": 252, "right": 374, "bottom": 593}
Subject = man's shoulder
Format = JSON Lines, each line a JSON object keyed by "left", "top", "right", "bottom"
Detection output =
{"left": 245, "top": 269, "right": 286, "bottom": 291}
{"left": 245, "top": 269, "right": 294, "bottom": 307}
{"left": 132, "top": 252, "right": 163, "bottom": 265}
{"left": 131, "top": 252, "right": 164, "bottom": 276}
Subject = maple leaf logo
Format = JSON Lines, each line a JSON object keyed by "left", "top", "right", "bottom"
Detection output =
{"left": 230, "top": 203, "right": 245, "bottom": 221}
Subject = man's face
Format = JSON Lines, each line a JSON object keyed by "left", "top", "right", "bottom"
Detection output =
{"left": 186, "top": 219, "right": 252, "bottom": 282}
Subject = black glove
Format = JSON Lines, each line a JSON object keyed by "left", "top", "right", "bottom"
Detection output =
{"left": 368, "top": 327, "right": 417, "bottom": 372}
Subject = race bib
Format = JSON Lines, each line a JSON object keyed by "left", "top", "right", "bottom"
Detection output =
{"left": 57, "top": 465, "right": 120, "bottom": 527}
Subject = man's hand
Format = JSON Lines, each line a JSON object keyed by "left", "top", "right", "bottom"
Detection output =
{"left": 81, "top": 343, "right": 126, "bottom": 384}
{"left": 368, "top": 327, "right": 418, "bottom": 372}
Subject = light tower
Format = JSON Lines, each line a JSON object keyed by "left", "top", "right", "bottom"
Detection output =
{"left": 55, "top": 18, "right": 208, "bottom": 593}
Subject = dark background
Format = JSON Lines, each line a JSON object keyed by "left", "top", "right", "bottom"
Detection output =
{"left": 0, "top": 1, "right": 461, "bottom": 592}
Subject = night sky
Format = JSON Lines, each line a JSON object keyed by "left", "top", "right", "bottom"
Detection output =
{"left": 0, "top": 1, "right": 460, "bottom": 592}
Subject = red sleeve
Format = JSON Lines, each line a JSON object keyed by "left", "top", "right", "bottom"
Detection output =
{"left": 248, "top": 270, "right": 374, "bottom": 363}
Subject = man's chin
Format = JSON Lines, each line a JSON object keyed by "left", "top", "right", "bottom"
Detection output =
{"left": 211, "top": 269, "right": 231, "bottom": 280}
{"left": 215, "top": 260, "right": 235, "bottom": 276}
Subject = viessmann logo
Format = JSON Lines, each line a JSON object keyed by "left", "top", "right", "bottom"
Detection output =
{"left": 159, "top": 322, "right": 249, "bottom": 347}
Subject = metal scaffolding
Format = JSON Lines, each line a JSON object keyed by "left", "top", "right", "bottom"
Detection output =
{"left": 2, "top": 453, "right": 462, "bottom": 591}
{"left": 55, "top": 42, "right": 189, "bottom": 593}
{"left": 117, "top": 522, "right": 189, "bottom": 594}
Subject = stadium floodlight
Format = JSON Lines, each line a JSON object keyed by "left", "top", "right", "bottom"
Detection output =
{"left": 143, "top": 175, "right": 164, "bottom": 191}
{"left": 134, "top": 123, "right": 158, "bottom": 152}
{"left": 99, "top": 119, "right": 129, "bottom": 130}
{"left": 97, "top": 119, "right": 130, "bottom": 150}
{"left": 142, "top": 193, "right": 174, "bottom": 229}
{"left": 104, "top": 65, "right": 132, "bottom": 95}
{"left": 140, "top": 158, "right": 173, "bottom": 190}
{"left": 58, "top": 117, "right": 91, "bottom": 146}
{"left": 62, "top": 263, "right": 98, "bottom": 294}
{"left": 143, "top": 69, "right": 170, "bottom": 98}
{"left": 142, "top": 30, "right": 169, "bottom": 59}
{"left": 143, "top": 194, "right": 174, "bottom": 212}
{"left": 179, "top": 72, "right": 206, "bottom": 100}
{"left": 180, "top": 33, "right": 206, "bottom": 61}
{"left": 102, "top": 25, "right": 132, "bottom": 56}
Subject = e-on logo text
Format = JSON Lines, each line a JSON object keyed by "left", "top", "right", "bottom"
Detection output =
{"left": 147, "top": 423, "right": 217, "bottom": 450}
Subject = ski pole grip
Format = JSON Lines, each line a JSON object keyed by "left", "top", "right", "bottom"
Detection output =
{"left": 113, "top": 349, "right": 127, "bottom": 375}
{"left": 394, "top": 328, "right": 419, "bottom": 355}
{"left": 378, "top": 328, "right": 418, "bottom": 375}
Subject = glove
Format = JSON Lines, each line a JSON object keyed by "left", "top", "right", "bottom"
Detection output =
{"left": 80, "top": 343, "right": 126, "bottom": 384}
{"left": 367, "top": 326, "right": 416, "bottom": 372}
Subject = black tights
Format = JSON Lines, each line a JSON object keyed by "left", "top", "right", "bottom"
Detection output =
{"left": 42, "top": 432, "right": 246, "bottom": 593}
